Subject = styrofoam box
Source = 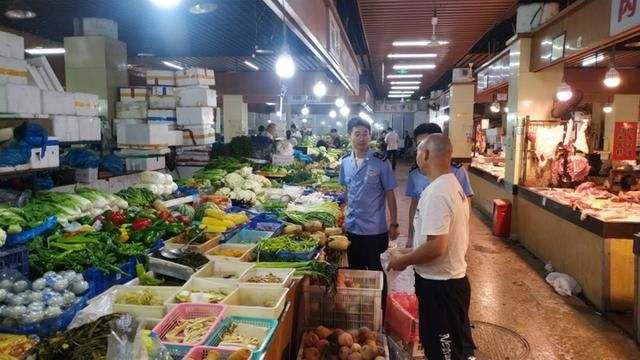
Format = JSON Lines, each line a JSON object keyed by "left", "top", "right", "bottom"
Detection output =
{"left": 0, "top": 56, "right": 27, "bottom": 85}
{"left": 82, "top": 17, "right": 118, "bottom": 39}
{"left": 113, "top": 286, "right": 179, "bottom": 319}
{"left": 147, "top": 70, "right": 176, "bottom": 86}
{"left": 148, "top": 109, "right": 177, "bottom": 125}
{"left": 42, "top": 90, "right": 75, "bottom": 115}
{"left": 238, "top": 268, "right": 295, "bottom": 288}
{"left": 0, "top": 84, "right": 40, "bottom": 114}
{"left": 177, "top": 86, "right": 216, "bottom": 107}
{"left": 168, "top": 130, "right": 183, "bottom": 146}
{"left": 194, "top": 260, "right": 254, "bottom": 285}
{"left": 149, "top": 86, "right": 178, "bottom": 109}
{"left": 176, "top": 68, "right": 215, "bottom": 87}
{"left": 116, "top": 101, "right": 147, "bottom": 119}
{"left": 221, "top": 286, "right": 288, "bottom": 319}
{"left": 120, "top": 87, "right": 147, "bottom": 103}
{"left": 183, "top": 125, "right": 215, "bottom": 145}
{"left": 76, "top": 167, "right": 98, "bottom": 183}
{"left": 113, "top": 118, "right": 145, "bottom": 137}
{"left": 30, "top": 137, "right": 59, "bottom": 169}
{"left": 165, "top": 277, "right": 236, "bottom": 311}
{"left": 78, "top": 116, "right": 101, "bottom": 141}
{"left": 126, "top": 156, "right": 166, "bottom": 171}
{"left": 0, "top": 31, "right": 24, "bottom": 59}
{"left": 177, "top": 107, "right": 214, "bottom": 126}
{"left": 50, "top": 115, "right": 79, "bottom": 142}
{"left": 74, "top": 92, "right": 99, "bottom": 116}
{"left": 117, "top": 123, "right": 169, "bottom": 146}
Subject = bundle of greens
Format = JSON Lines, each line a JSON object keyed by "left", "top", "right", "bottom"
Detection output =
{"left": 193, "top": 168, "right": 226, "bottom": 187}
{"left": 257, "top": 234, "right": 319, "bottom": 253}
{"left": 204, "top": 157, "right": 249, "bottom": 173}
{"left": 115, "top": 187, "right": 157, "bottom": 207}
{"left": 255, "top": 260, "right": 339, "bottom": 295}
{"left": 283, "top": 169, "right": 313, "bottom": 185}
{"left": 285, "top": 202, "right": 342, "bottom": 228}
{"left": 0, "top": 207, "right": 48, "bottom": 234}
{"left": 24, "top": 191, "right": 96, "bottom": 226}
{"left": 225, "top": 136, "right": 253, "bottom": 158}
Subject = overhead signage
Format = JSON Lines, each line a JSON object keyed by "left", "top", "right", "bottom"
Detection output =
{"left": 611, "top": 0, "right": 640, "bottom": 36}
{"left": 375, "top": 103, "right": 418, "bottom": 113}
{"left": 612, "top": 121, "right": 638, "bottom": 160}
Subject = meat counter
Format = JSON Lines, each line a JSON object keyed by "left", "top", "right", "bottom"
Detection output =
{"left": 468, "top": 163, "right": 510, "bottom": 217}
{"left": 515, "top": 186, "right": 636, "bottom": 334}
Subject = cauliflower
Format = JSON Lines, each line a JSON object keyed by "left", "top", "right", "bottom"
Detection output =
{"left": 248, "top": 174, "right": 272, "bottom": 188}
{"left": 0, "top": 228, "right": 5, "bottom": 247}
{"left": 239, "top": 167, "right": 253, "bottom": 179}
{"left": 215, "top": 187, "right": 231, "bottom": 196}
{"left": 229, "top": 189, "right": 256, "bottom": 204}
{"left": 224, "top": 173, "right": 245, "bottom": 190}
{"left": 242, "top": 180, "right": 262, "bottom": 194}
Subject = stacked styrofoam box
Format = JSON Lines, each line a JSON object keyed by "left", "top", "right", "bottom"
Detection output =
{"left": 0, "top": 31, "right": 42, "bottom": 114}
{"left": 175, "top": 68, "right": 216, "bottom": 146}
{"left": 117, "top": 123, "right": 170, "bottom": 148}
{"left": 116, "top": 86, "right": 149, "bottom": 148}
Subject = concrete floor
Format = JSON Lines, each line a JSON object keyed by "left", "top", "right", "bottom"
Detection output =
{"left": 389, "top": 162, "right": 640, "bottom": 359}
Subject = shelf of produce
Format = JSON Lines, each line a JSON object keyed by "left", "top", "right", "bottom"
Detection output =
{"left": 162, "top": 195, "right": 198, "bottom": 208}
{"left": 0, "top": 166, "right": 60, "bottom": 180}
{"left": 0, "top": 113, "right": 49, "bottom": 119}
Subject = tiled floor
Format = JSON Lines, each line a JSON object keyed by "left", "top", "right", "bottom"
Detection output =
{"left": 389, "top": 162, "right": 640, "bottom": 359}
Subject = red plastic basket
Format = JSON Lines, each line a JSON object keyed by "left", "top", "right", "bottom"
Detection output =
{"left": 183, "top": 346, "right": 241, "bottom": 360}
{"left": 385, "top": 293, "right": 419, "bottom": 342}
{"left": 152, "top": 303, "right": 225, "bottom": 347}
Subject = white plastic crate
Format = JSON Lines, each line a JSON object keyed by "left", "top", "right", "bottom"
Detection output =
{"left": 112, "top": 285, "right": 180, "bottom": 319}
{"left": 272, "top": 155, "right": 294, "bottom": 166}
{"left": 165, "top": 277, "right": 236, "bottom": 311}
{"left": 238, "top": 267, "right": 295, "bottom": 288}
{"left": 221, "top": 286, "right": 288, "bottom": 319}
{"left": 193, "top": 260, "right": 254, "bottom": 285}
{"left": 204, "top": 244, "right": 256, "bottom": 262}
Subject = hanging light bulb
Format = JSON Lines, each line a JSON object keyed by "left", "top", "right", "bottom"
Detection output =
{"left": 301, "top": 105, "right": 310, "bottom": 116}
{"left": 555, "top": 80, "right": 573, "bottom": 102}
{"left": 275, "top": 51, "right": 295, "bottom": 78}
{"left": 313, "top": 81, "right": 327, "bottom": 97}
{"left": 335, "top": 98, "right": 345, "bottom": 108}
{"left": 340, "top": 106, "right": 350, "bottom": 117}
{"left": 329, "top": 110, "right": 337, "bottom": 118}
{"left": 603, "top": 103, "right": 613, "bottom": 114}
{"left": 603, "top": 67, "right": 621, "bottom": 88}
{"left": 490, "top": 101, "right": 500, "bottom": 113}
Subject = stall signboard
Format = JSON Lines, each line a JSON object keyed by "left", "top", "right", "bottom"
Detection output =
{"left": 612, "top": 121, "right": 638, "bottom": 160}
{"left": 611, "top": 0, "right": 640, "bottom": 36}
{"left": 374, "top": 102, "right": 418, "bottom": 113}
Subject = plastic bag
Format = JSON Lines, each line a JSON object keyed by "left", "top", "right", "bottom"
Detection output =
{"left": 0, "top": 142, "right": 31, "bottom": 166}
{"left": 380, "top": 247, "right": 415, "bottom": 294}
{"left": 545, "top": 272, "right": 582, "bottom": 296}
{"left": 100, "top": 155, "right": 124, "bottom": 175}
{"left": 107, "top": 314, "right": 141, "bottom": 360}
{"left": 62, "top": 148, "right": 100, "bottom": 169}
{"left": 67, "top": 291, "right": 114, "bottom": 329}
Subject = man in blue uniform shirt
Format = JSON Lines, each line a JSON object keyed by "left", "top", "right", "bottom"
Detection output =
{"left": 340, "top": 118, "right": 399, "bottom": 304}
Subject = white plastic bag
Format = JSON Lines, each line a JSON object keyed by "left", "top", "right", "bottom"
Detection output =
{"left": 381, "top": 246, "right": 415, "bottom": 294}
{"left": 545, "top": 272, "right": 582, "bottom": 296}
{"left": 67, "top": 291, "right": 114, "bottom": 329}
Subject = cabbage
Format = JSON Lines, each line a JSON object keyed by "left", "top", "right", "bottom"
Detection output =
{"left": 140, "top": 171, "right": 165, "bottom": 185}
{"left": 164, "top": 174, "right": 174, "bottom": 185}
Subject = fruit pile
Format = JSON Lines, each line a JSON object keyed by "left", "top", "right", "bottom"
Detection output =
{"left": 301, "top": 326, "right": 386, "bottom": 360}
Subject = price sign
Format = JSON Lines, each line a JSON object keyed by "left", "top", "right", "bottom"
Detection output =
{"left": 612, "top": 121, "right": 638, "bottom": 160}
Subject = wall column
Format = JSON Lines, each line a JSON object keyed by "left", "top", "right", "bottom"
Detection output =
{"left": 448, "top": 83, "right": 475, "bottom": 159}
{"left": 222, "top": 95, "right": 248, "bottom": 143}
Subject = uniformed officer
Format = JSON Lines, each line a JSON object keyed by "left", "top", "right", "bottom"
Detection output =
{"left": 340, "top": 118, "right": 399, "bottom": 305}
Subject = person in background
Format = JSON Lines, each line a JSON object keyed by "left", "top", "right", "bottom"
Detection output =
{"left": 404, "top": 130, "right": 414, "bottom": 157}
{"left": 378, "top": 130, "right": 388, "bottom": 155}
{"left": 329, "top": 128, "right": 342, "bottom": 148}
{"left": 385, "top": 127, "right": 400, "bottom": 171}
{"left": 340, "top": 118, "right": 399, "bottom": 309}
{"left": 286, "top": 129, "right": 298, "bottom": 147}
{"left": 290, "top": 124, "right": 302, "bottom": 139}
{"left": 405, "top": 123, "right": 476, "bottom": 359}
{"left": 388, "top": 134, "right": 473, "bottom": 360}
{"left": 260, "top": 123, "right": 276, "bottom": 140}
{"left": 257, "top": 125, "right": 265, "bottom": 136}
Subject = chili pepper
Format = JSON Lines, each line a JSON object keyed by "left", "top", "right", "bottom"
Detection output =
{"left": 177, "top": 215, "right": 191, "bottom": 225}
{"left": 132, "top": 217, "right": 153, "bottom": 231}
{"left": 106, "top": 211, "right": 126, "bottom": 226}
{"left": 119, "top": 227, "right": 129, "bottom": 242}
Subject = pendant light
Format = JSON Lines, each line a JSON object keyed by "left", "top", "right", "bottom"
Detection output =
{"left": 603, "top": 47, "right": 621, "bottom": 88}
{"left": 603, "top": 103, "right": 613, "bottom": 114}
{"left": 301, "top": 105, "right": 310, "bottom": 116}
{"left": 275, "top": 0, "right": 295, "bottom": 79}
{"left": 555, "top": 72, "right": 573, "bottom": 102}
{"left": 5, "top": 0, "right": 36, "bottom": 19}
{"left": 313, "top": 81, "right": 327, "bottom": 97}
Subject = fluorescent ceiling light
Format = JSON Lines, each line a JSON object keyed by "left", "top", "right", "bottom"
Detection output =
{"left": 4, "top": 0, "right": 36, "bottom": 19}
{"left": 151, "top": 0, "right": 181, "bottom": 7}
{"left": 301, "top": 106, "right": 310, "bottom": 116}
{"left": 265, "top": 102, "right": 276, "bottom": 106}
{"left": 388, "top": 53, "right": 437, "bottom": 59}
{"left": 301, "top": 118, "right": 308, "bottom": 123}
{"left": 162, "top": 61, "right": 184, "bottom": 70}
{"left": 137, "top": 52, "right": 156, "bottom": 57}
{"left": 359, "top": 111, "right": 373, "bottom": 124}
{"left": 189, "top": 1, "right": 217, "bottom": 14}
{"left": 388, "top": 94, "right": 410, "bottom": 98}
{"left": 243, "top": 60, "right": 259, "bottom": 70}
{"left": 391, "top": 86, "right": 419, "bottom": 90}
{"left": 25, "top": 48, "right": 65, "bottom": 55}
{"left": 386, "top": 74, "right": 423, "bottom": 79}
{"left": 393, "top": 64, "right": 435, "bottom": 70}
{"left": 390, "top": 81, "right": 420, "bottom": 85}
{"left": 437, "top": 40, "right": 449, "bottom": 45}
{"left": 393, "top": 40, "right": 431, "bottom": 47}
{"left": 389, "top": 91, "right": 415, "bottom": 94}
{"left": 581, "top": 54, "right": 605, "bottom": 67}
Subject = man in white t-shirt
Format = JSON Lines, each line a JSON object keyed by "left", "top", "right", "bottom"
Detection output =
{"left": 389, "top": 134, "right": 472, "bottom": 360}
{"left": 384, "top": 127, "right": 400, "bottom": 171}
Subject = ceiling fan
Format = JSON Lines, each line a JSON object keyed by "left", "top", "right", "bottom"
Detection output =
{"left": 426, "top": 9, "right": 449, "bottom": 47}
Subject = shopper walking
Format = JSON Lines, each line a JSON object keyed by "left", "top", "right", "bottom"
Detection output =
{"left": 260, "top": 123, "right": 277, "bottom": 140}
{"left": 389, "top": 134, "right": 472, "bottom": 360}
{"left": 290, "top": 124, "right": 302, "bottom": 139}
{"left": 340, "top": 118, "right": 400, "bottom": 307}
{"left": 385, "top": 127, "right": 400, "bottom": 170}
{"left": 404, "top": 130, "right": 414, "bottom": 158}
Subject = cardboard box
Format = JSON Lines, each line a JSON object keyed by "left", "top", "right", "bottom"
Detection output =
{"left": 30, "top": 137, "right": 60, "bottom": 169}
{"left": 0, "top": 56, "right": 28, "bottom": 85}
{"left": 119, "top": 87, "right": 147, "bottom": 103}
{"left": 126, "top": 156, "right": 166, "bottom": 171}
{"left": 113, "top": 118, "right": 145, "bottom": 137}
{"left": 176, "top": 68, "right": 215, "bottom": 86}
{"left": 183, "top": 125, "right": 215, "bottom": 145}
{"left": 78, "top": 117, "right": 101, "bottom": 141}
{"left": 116, "top": 101, "right": 147, "bottom": 119}
{"left": 74, "top": 92, "right": 100, "bottom": 116}
{"left": 177, "top": 107, "right": 214, "bottom": 126}
{"left": 177, "top": 86, "right": 216, "bottom": 107}
{"left": 48, "top": 115, "right": 79, "bottom": 142}
{"left": 148, "top": 109, "right": 177, "bottom": 125}
{"left": 147, "top": 70, "right": 176, "bottom": 86}
{"left": 76, "top": 168, "right": 98, "bottom": 183}
{"left": 0, "top": 84, "right": 40, "bottom": 114}
{"left": 117, "top": 124, "right": 169, "bottom": 147}
{"left": 149, "top": 86, "right": 178, "bottom": 109}
{"left": 0, "top": 31, "right": 24, "bottom": 59}
{"left": 42, "top": 90, "right": 75, "bottom": 115}
{"left": 168, "top": 130, "right": 184, "bottom": 146}
{"left": 82, "top": 18, "right": 118, "bottom": 39}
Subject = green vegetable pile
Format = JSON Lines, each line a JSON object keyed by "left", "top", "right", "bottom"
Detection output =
{"left": 285, "top": 202, "right": 342, "bottom": 228}
{"left": 257, "top": 234, "right": 319, "bottom": 253}
{"left": 283, "top": 169, "right": 313, "bottom": 184}
{"left": 115, "top": 187, "right": 157, "bottom": 207}
{"left": 194, "top": 168, "right": 226, "bottom": 187}
{"left": 174, "top": 178, "right": 212, "bottom": 191}
{"left": 256, "top": 260, "right": 339, "bottom": 295}
{"left": 204, "top": 157, "right": 249, "bottom": 172}
{"left": 225, "top": 135, "right": 254, "bottom": 158}
{"left": 0, "top": 207, "right": 48, "bottom": 234}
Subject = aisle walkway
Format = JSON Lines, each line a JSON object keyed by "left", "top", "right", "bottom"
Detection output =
{"left": 390, "top": 162, "right": 640, "bottom": 359}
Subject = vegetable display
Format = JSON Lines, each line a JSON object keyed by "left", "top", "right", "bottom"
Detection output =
{"left": 257, "top": 234, "right": 319, "bottom": 253}
{"left": 285, "top": 202, "right": 342, "bottom": 228}
{"left": 116, "top": 289, "right": 163, "bottom": 305}
{"left": 199, "top": 208, "right": 249, "bottom": 234}
{"left": 214, "top": 167, "right": 271, "bottom": 207}
{"left": 163, "top": 315, "right": 217, "bottom": 344}
{"left": 115, "top": 187, "right": 157, "bottom": 207}
{"left": 300, "top": 326, "right": 386, "bottom": 360}
{"left": 136, "top": 171, "right": 178, "bottom": 197}
{"left": 256, "top": 260, "right": 338, "bottom": 295}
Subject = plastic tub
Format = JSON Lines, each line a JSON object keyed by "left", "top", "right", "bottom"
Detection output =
{"left": 385, "top": 293, "right": 420, "bottom": 342}
{"left": 205, "top": 244, "right": 255, "bottom": 262}
{"left": 0, "top": 245, "right": 29, "bottom": 277}
{"left": 225, "top": 230, "right": 272, "bottom": 244}
{"left": 153, "top": 303, "right": 226, "bottom": 347}
{"left": 164, "top": 232, "right": 222, "bottom": 254}
{"left": 193, "top": 260, "right": 254, "bottom": 285}
{"left": 165, "top": 277, "right": 236, "bottom": 311}
{"left": 243, "top": 221, "right": 283, "bottom": 235}
{"left": 238, "top": 268, "right": 295, "bottom": 288}
{"left": 112, "top": 285, "right": 180, "bottom": 319}
{"left": 221, "top": 286, "right": 288, "bottom": 319}
{"left": 183, "top": 346, "right": 248, "bottom": 360}
{"left": 206, "top": 316, "right": 278, "bottom": 360}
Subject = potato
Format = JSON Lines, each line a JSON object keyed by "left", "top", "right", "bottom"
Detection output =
{"left": 311, "top": 232, "right": 327, "bottom": 247}
{"left": 328, "top": 235, "right": 350, "bottom": 250}
{"left": 304, "top": 221, "right": 323, "bottom": 232}
{"left": 284, "top": 224, "right": 303, "bottom": 234}
{"left": 351, "top": 343, "right": 361, "bottom": 353}
{"left": 324, "top": 227, "right": 343, "bottom": 236}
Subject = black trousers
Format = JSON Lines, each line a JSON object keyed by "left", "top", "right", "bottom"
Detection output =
{"left": 415, "top": 273, "right": 474, "bottom": 360}
{"left": 387, "top": 149, "right": 398, "bottom": 170}
{"left": 346, "top": 232, "right": 388, "bottom": 309}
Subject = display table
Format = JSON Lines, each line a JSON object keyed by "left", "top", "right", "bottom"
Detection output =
{"left": 468, "top": 165, "right": 512, "bottom": 217}
{"left": 264, "top": 279, "right": 300, "bottom": 359}
{"left": 516, "top": 187, "right": 635, "bottom": 332}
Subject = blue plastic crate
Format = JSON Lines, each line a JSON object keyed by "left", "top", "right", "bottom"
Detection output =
{"left": 226, "top": 229, "right": 273, "bottom": 244}
{"left": 206, "top": 316, "right": 278, "bottom": 360}
{"left": 251, "top": 212, "right": 280, "bottom": 222}
{"left": 83, "top": 259, "right": 135, "bottom": 299}
{"left": 226, "top": 206, "right": 259, "bottom": 218}
{"left": 255, "top": 247, "right": 319, "bottom": 262}
{"left": 167, "top": 344, "right": 191, "bottom": 360}
{"left": 0, "top": 294, "right": 88, "bottom": 338}
{"left": 0, "top": 245, "right": 28, "bottom": 277}
{"left": 244, "top": 220, "right": 283, "bottom": 235}
{"left": 6, "top": 216, "right": 57, "bottom": 246}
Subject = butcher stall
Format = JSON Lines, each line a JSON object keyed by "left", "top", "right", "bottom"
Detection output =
{"left": 513, "top": 118, "right": 636, "bottom": 333}
{"left": 469, "top": 124, "right": 509, "bottom": 216}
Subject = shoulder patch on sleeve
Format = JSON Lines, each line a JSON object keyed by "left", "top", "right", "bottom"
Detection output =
{"left": 341, "top": 152, "right": 352, "bottom": 159}
{"left": 374, "top": 152, "right": 388, "bottom": 161}
{"left": 451, "top": 161, "right": 463, "bottom": 168}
